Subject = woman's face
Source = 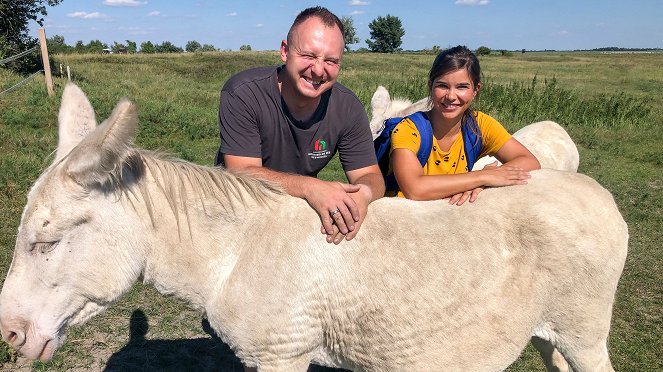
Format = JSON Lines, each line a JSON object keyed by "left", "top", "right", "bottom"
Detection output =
{"left": 430, "top": 68, "right": 480, "bottom": 126}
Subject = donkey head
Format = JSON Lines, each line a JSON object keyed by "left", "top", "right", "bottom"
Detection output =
{"left": 0, "top": 83, "right": 146, "bottom": 361}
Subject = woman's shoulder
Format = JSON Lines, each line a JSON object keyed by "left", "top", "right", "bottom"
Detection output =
{"left": 474, "top": 111, "right": 504, "bottom": 129}
{"left": 474, "top": 111, "right": 497, "bottom": 122}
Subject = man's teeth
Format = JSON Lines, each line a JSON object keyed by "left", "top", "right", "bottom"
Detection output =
{"left": 305, "top": 78, "right": 323, "bottom": 85}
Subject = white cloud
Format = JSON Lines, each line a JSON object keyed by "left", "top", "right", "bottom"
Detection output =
{"left": 227, "top": 12, "right": 237, "bottom": 16}
{"left": 349, "top": 0, "right": 369, "bottom": 5}
{"left": 455, "top": 0, "right": 489, "bottom": 5}
{"left": 67, "top": 12, "right": 109, "bottom": 19}
{"left": 256, "top": 23, "right": 264, "bottom": 28}
{"left": 350, "top": 10, "right": 365, "bottom": 15}
{"left": 556, "top": 30, "right": 570, "bottom": 36}
{"left": 103, "top": 0, "right": 146, "bottom": 6}
{"left": 147, "top": 11, "right": 161, "bottom": 17}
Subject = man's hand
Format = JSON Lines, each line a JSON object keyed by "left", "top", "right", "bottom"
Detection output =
{"left": 320, "top": 184, "right": 373, "bottom": 244}
{"left": 303, "top": 178, "right": 362, "bottom": 241}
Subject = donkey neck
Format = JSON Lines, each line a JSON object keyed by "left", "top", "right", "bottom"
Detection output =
{"left": 128, "top": 154, "right": 284, "bottom": 311}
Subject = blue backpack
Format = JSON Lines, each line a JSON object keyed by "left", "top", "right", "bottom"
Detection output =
{"left": 374, "top": 111, "right": 483, "bottom": 192}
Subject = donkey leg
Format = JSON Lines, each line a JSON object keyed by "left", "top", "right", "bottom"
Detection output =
{"left": 562, "top": 341, "right": 614, "bottom": 372}
{"left": 256, "top": 357, "right": 313, "bottom": 372}
{"left": 531, "top": 336, "right": 572, "bottom": 372}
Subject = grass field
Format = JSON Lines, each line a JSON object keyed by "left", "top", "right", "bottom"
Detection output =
{"left": 1, "top": 51, "right": 661, "bottom": 371}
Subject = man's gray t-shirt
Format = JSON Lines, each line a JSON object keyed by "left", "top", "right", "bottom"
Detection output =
{"left": 216, "top": 66, "right": 376, "bottom": 177}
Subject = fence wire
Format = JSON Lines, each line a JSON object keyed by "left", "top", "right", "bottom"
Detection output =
{"left": 0, "top": 70, "right": 43, "bottom": 97}
{"left": 0, "top": 46, "right": 39, "bottom": 66}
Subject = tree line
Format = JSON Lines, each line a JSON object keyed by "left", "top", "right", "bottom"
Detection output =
{"left": 45, "top": 36, "right": 218, "bottom": 54}
{"left": 3, "top": 1, "right": 498, "bottom": 76}
{"left": 44, "top": 13, "right": 408, "bottom": 55}
{"left": 1, "top": 1, "right": 415, "bottom": 73}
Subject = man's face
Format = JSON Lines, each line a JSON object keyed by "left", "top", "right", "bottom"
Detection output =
{"left": 280, "top": 17, "right": 344, "bottom": 101}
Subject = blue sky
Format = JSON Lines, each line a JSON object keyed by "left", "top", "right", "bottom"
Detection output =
{"left": 31, "top": 0, "right": 662, "bottom": 51}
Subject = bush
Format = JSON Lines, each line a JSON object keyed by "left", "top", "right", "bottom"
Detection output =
{"left": 476, "top": 46, "right": 491, "bottom": 56}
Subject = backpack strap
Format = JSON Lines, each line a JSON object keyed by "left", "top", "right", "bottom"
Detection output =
{"left": 407, "top": 111, "right": 434, "bottom": 168}
{"left": 461, "top": 114, "right": 483, "bottom": 171}
{"left": 381, "top": 111, "right": 433, "bottom": 192}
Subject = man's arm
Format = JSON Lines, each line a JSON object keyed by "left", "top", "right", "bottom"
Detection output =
{"left": 223, "top": 154, "right": 367, "bottom": 243}
{"left": 320, "top": 164, "right": 384, "bottom": 243}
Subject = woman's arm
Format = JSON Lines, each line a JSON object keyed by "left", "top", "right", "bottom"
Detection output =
{"left": 494, "top": 138, "right": 541, "bottom": 170}
{"left": 391, "top": 148, "right": 531, "bottom": 201}
{"left": 446, "top": 138, "right": 540, "bottom": 205}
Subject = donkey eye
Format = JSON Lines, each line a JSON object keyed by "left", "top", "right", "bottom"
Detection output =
{"left": 31, "top": 241, "right": 59, "bottom": 255}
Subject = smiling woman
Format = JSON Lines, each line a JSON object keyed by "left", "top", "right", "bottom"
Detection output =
{"left": 388, "top": 45, "right": 540, "bottom": 203}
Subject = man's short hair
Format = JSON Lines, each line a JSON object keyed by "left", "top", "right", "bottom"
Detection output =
{"left": 286, "top": 6, "right": 345, "bottom": 46}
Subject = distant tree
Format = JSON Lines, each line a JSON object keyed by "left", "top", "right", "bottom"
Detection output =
{"left": 111, "top": 41, "right": 127, "bottom": 54}
{"left": 46, "top": 34, "right": 70, "bottom": 54}
{"left": 340, "top": 16, "right": 359, "bottom": 52}
{"left": 0, "top": 0, "right": 63, "bottom": 73}
{"left": 185, "top": 40, "right": 201, "bottom": 52}
{"left": 475, "top": 46, "right": 491, "bottom": 56}
{"left": 239, "top": 44, "right": 252, "bottom": 51}
{"left": 126, "top": 40, "right": 137, "bottom": 54}
{"left": 200, "top": 44, "right": 216, "bottom": 52}
{"left": 140, "top": 41, "right": 155, "bottom": 54}
{"left": 424, "top": 45, "right": 442, "bottom": 55}
{"left": 74, "top": 40, "right": 86, "bottom": 53}
{"left": 86, "top": 39, "right": 107, "bottom": 54}
{"left": 155, "top": 41, "right": 182, "bottom": 53}
{"left": 366, "top": 15, "right": 404, "bottom": 53}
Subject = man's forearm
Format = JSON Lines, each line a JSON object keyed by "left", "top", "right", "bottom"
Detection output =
{"left": 233, "top": 165, "right": 314, "bottom": 199}
{"left": 351, "top": 172, "right": 386, "bottom": 203}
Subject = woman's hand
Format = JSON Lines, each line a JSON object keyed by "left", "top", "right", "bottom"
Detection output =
{"left": 448, "top": 187, "right": 484, "bottom": 205}
{"left": 478, "top": 162, "right": 531, "bottom": 187}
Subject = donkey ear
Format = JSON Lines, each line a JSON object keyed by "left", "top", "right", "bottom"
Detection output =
{"left": 397, "top": 97, "right": 431, "bottom": 117}
{"left": 56, "top": 83, "right": 98, "bottom": 162}
{"left": 64, "top": 97, "right": 138, "bottom": 187}
{"left": 370, "top": 85, "right": 391, "bottom": 119}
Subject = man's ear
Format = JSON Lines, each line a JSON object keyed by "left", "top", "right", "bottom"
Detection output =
{"left": 280, "top": 40, "right": 288, "bottom": 63}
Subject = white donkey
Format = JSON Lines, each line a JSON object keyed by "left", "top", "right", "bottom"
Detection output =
{"left": 370, "top": 86, "right": 580, "bottom": 172}
{"left": 0, "top": 83, "right": 627, "bottom": 371}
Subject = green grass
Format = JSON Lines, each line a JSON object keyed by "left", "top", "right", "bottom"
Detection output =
{"left": 0, "top": 51, "right": 662, "bottom": 371}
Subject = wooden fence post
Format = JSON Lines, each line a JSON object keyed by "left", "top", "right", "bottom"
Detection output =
{"left": 38, "top": 28, "right": 54, "bottom": 96}
{"left": 67, "top": 65, "right": 71, "bottom": 81}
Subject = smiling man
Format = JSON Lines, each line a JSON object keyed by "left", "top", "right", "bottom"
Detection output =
{"left": 216, "top": 6, "right": 384, "bottom": 245}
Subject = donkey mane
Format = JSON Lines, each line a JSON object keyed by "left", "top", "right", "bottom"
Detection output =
{"left": 107, "top": 149, "right": 284, "bottom": 228}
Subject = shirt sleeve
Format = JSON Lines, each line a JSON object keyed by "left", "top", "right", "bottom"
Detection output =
{"left": 218, "top": 88, "right": 262, "bottom": 159}
{"left": 337, "top": 96, "right": 378, "bottom": 172}
{"left": 477, "top": 112, "right": 512, "bottom": 158}
{"left": 390, "top": 118, "right": 421, "bottom": 156}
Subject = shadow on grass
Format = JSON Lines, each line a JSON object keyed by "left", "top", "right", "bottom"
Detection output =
{"left": 104, "top": 309, "right": 349, "bottom": 372}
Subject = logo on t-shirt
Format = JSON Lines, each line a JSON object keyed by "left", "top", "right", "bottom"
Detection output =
{"left": 309, "top": 138, "right": 331, "bottom": 160}
{"left": 314, "top": 139, "right": 327, "bottom": 151}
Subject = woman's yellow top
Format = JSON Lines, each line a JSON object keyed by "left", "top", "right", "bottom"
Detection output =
{"left": 389, "top": 111, "right": 511, "bottom": 197}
